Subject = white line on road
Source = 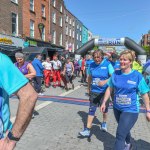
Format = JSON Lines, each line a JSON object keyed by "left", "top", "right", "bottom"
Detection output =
{"left": 10, "top": 85, "right": 82, "bottom": 123}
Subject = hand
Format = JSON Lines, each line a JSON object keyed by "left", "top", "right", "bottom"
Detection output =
{"left": 100, "top": 102, "right": 106, "bottom": 113}
{"left": 0, "top": 132, "right": 16, "bottom": 150}
{"left": 98, "top": 80, "right": 106, "bottom": 87}
{"left": 146, "top": 112, "right": 150, "bottom": 122}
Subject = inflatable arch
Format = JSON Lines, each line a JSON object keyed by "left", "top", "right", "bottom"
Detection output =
{"left": 75, "top": 37, "right": 147, "bottom": 65}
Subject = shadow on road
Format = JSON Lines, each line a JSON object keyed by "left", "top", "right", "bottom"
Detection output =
{"left": 77, "top": 111, "right": 150, "bottom": 150}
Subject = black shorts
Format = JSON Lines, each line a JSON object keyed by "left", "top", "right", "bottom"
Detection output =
{"left": 89, "top": 92, "right": 109, "bottom": 108}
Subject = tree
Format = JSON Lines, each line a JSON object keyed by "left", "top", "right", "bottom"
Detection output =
{"left": 142, "top": 46, "right": 150, "bottom": 55}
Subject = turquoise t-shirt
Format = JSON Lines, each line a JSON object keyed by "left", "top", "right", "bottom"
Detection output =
{"left": 0, "top": 53, "right": 28, "bottom": 138}
{"left": 108, "top": 70, "right": 149, "bottom": 112}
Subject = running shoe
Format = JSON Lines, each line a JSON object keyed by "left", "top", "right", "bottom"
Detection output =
{"left": 79, "top": 128, "right": 90, "bottom": 137}
{"left": 101, "top": 122, "right": 107, "bottom": 132}
{"left": 38, "top": 93, "right": 44, "bottom": 96}
{"left": 124, "top": 143, "right": 133, "bottom": 150}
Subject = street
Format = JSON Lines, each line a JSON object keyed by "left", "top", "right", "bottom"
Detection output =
{"left": 10, "top": 77, "right": 150, "bottom": 150}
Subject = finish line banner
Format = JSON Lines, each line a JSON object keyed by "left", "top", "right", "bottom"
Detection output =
{"left": 97, "top": 38, "right": 125, "bottom": 46}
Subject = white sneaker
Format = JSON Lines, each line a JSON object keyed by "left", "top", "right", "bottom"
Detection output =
{"left": 38, "top": 93, "right": 44, "bottom": 96}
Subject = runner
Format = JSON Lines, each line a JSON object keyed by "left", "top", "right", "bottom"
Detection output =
{"left": 0, "top": 53, "right": 37, "bottom": 149}
{"left": 42, "top": 57, "right": 53, "bottom": 88}
{"left": 64, "top": 57, "right": 75, "bottom": 90}
{"left": 100, "top": 50, "right": 150, "bottom": 150}
{"left": 15, "top": 52, "right": 36, "bottom": 80}
{"left": 79, "top": 50, "right": 114, "bottom": 137}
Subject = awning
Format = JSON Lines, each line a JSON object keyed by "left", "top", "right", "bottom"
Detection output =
{"left": 0, "top": 44, "right": 22, "bottom": 56}
{"left": 22, "top": 47, "right": 48, "bottom": 54}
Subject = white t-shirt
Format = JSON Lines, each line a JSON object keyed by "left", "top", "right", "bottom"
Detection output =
{"left": 42, "top": 61, "right": 52, "bottom": 70}
{"left": 51, "top": 60, "right": 62, "bottom": 70}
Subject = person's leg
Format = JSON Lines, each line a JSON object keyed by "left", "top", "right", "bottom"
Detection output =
{"left": 53, "top": 71, "right": 57, "bottom": 87}
{"left": 113, "top": 108, "right": 138, "bottom": 150}
{"left": 36, "top": 76, "right": 42, "bottom": 93}
{"left": 57, "top": 70, "right": 61, "bottom": 86}
{"left": 79, "top": 92, "right": 99, "bottom": 137}
{"left": 33, "top": 77, "right": 38, "bottom": 92}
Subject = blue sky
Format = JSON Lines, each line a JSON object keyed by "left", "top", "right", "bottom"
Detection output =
{"left": 64, "top": 0, "right": 150, "bottom": 43}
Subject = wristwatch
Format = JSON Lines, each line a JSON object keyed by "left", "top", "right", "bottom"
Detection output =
{"left": 146, "top": 110, "right": 150, "bottom": 113}
{"left": 7, "top": 131, "right": 20, "bottom": 141}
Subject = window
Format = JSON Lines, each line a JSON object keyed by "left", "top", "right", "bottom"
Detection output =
{"left": 41, "top": 5, "right": 45, "bottom": 17}
{"left": 59, "top": 17, "right": 62, "bottom": 27}
{"left": 52, "top": 12, "right": 56, "bottom": 23}
{"left": 30, "top": 20, "right": 34, "bottom": 38}
{"left": 30, "top": 0, "right": 34, "bottom": 11}
{"left": 41, "top": 26, "right": 45, "bottom": 41}
{"left": 69, "top": 18, "right": 71, "bottom": 25}
{"left": 66, "top": 26, "right": 68, "bottom": 35}
{"left": 59, "top": 33, "right": 62, "bottom": 46}
{"left": 66, "top": 15, "right": 68, "bottom": 22}
{"left": 52, "top": 30, "right": 56, "bottom": 44}
{"left": 52, "top": 0, "right": 56, "bottom": 7}
{"left": 12, "top": 13, "right": 18, "bottom": 35}
{"left": 77, "top": 45, "right": 79, "bottom": 49}
{"left": 11, "top": 0, "right": 18, "bottom": 4}
{"left": 80, "top": 35, "right": 82, "bottom": 41}
{"left": 148, "top": 36, "right": 150, "bottom": 41}
{"left": 60, "top": 5, "right": 62, "bottom": 13}
{"left": 77, "top": 24, "right": 79, "bottom": 29}
{"left": 72, "top": 30, "right": 74, "bottom": 38}
{"left": 77, "top": 33, "right": 78, "bottom": 40}
{"left": 72, "top": 20, "right": 75, "bottom": 26}
{"left": 80, "top": 27, "right": 82, "bottom": 31}
{"left": 69, "top": 28, "right": 71, "bottom": 36}
{"left": 66, "top": 41, "right": 68, "bottom": 50}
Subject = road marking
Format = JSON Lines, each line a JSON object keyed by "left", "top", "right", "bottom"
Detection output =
{"left": 10, "top": 85, "right": 82, "bottom": 123}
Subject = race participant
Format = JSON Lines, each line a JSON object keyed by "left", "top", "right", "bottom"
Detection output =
{"left": 15, "top": 52, "right": 36, "bottom": 80}
{"left": 79, "top": 49, "right": 114, "bottom": 137}
{"left": 0, "top": 53, "right": 37, "bottom": 149}
{"left": 100, "top": 50, "right": 150, "bottom": 150}
{"left": 51, "top": 56, "right": 62, "bottom": 88}
{"left": 64, "top": 57, "right": 75, "bottom": 90}
{"left": 42, "top": 57, "right": 53, "bottom": 88}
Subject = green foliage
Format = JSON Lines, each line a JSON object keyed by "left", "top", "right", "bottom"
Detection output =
{"left": 142, "top": 46, "right": 150, "bottom": 55}
{"left": 93, "top": 46, "right": 99, "bottom": 50}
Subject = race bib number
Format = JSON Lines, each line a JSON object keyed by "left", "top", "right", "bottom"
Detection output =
{"left": 92, "top": 78, "right": 100, "bottom": 85}
{"left": 116, "top": 94, "right": 131, "bottom": 105}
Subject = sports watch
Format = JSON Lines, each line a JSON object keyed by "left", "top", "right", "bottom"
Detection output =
{"left": 7, "top": 131, "right": 20, "bottom": 141}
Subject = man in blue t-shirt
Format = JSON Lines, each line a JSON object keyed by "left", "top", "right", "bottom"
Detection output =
{"left": 79, "top": 50, "right": 114, "bottom": 137}
{"left": 0, "top": 53, "right": 37, "bottom": 149}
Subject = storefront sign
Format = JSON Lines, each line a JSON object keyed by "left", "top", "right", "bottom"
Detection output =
{"left": 27, "top": 40, "right": 37, "bottom": 46}
{"left": 0, "top": 37, "right": 13, "bottom": 45}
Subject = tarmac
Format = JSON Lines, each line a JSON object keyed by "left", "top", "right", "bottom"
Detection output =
{"left": 9, "top": 77, "right": 150, "bottom": 150}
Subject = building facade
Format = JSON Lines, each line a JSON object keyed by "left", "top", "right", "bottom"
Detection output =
{"left": 141, "top": 34, "right": 150, "bottom": 46}
{"left": 50, "top": 0, "right": 65, "bottom": 47}
{"left": 82, "top": 25, "right": 88, "bottom": 45}
{"left": 64, "top": 8, "right": 75, "bottom": 52}
{"left": 75, "top": 18, "right": 82, "bottom": 50}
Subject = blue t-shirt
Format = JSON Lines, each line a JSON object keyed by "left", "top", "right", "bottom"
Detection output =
{"left": 111, "top": 61, "right": 120, "bottom": 70}
{"left": 89, "top": 59, "right": 114, "bottom": 93}
{"left": 108, "top": 70, "right": 149, "bottom": 113}
{"left": 0, "top": 53, "right": 28, "bottom": 138}
{"left": 32, "top": 58, "right": 44, "bottom": 77}
{"left": 85, "top": 59, "right": 94, "bottom": 75}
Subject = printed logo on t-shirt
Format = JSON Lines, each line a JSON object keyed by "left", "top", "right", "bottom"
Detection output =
{"left": 127, "top": 80, "right": 136, "bottom": 85}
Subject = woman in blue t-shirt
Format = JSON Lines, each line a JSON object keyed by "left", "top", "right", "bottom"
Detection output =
{"left": 79, "top": 50, "right": 114, "bottom": 137}
{"left": 100, "top": 50, "right": 150, "bottom": 150}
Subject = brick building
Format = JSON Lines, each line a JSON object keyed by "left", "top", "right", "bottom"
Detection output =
{"left": 50, "top": 0, "right": 65, "bottom": 47}
{"left": 141, "top": 34, "right": 150, "bottom": 46}
{"left": 64, "top": 8, "right": 75, "bottom": 52}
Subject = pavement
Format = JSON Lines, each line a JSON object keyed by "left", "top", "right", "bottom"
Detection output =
{"left": 9, "top": 77, "right": 150, "bottom": 150}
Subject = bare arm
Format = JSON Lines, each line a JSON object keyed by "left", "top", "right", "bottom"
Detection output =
{"left": 12, "top": 83, "right": 37, "bottom": 138}
{"left": 141, "top": 93, "right": 150, "bottom": 121}
{"left": 71, "top": 62, "right": 74, "bottom": 73}
{"left": 25, "top": 64, "right": 36, "bottom": 79}
{"left": 87, "top": 75, "right": 92, "bottom": 93}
